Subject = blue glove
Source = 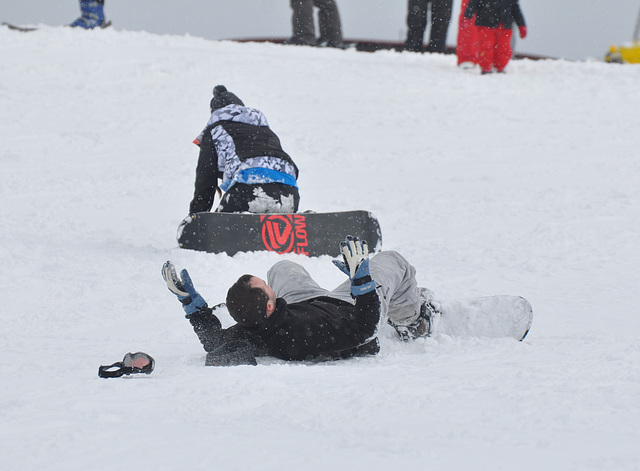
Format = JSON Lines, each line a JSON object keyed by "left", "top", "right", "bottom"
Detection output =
{"left": 332, "top": 236, "right": 377, "bottom": 297}
{"left": 162, "top": 261, "right": 207, "bottom": 316}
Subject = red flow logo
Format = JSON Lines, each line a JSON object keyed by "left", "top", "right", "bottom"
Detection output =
{"left": 261, "top": 215, "right": 295, "bottom": 253}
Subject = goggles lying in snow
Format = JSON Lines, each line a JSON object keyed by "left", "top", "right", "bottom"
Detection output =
{"left": 98, "top": 352, "right": 155, "bottom": 378}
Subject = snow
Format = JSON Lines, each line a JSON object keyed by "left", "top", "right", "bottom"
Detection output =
{"left": 1, "top": 25, "right": 639, "bottom": 470}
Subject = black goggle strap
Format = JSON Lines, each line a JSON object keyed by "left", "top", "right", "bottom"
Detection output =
{"left": 98, "top": 352, "right": 155, "bottom": 378}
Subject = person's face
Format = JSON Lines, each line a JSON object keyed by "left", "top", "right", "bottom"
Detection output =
{"left": 249, "top": 276, "right": 276, "bottom": 316}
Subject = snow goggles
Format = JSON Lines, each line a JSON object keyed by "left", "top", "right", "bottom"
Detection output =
{"left": 98, "top": 351, "right": 155, "bottom": 378}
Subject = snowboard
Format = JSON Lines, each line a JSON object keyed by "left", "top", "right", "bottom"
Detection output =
{"left": 434, "top": 295, "right": 533, "bottom": 341}
{"left": 177, "top": 210, "right": 382, "bottom": 257}
{"left": 2, "top": 22, "right": 38, "bottom": 32}
{"left": 2, "top": 22, "right": 112, "bottom": 32}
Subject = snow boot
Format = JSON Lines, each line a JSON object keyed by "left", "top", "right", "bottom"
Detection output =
{"left": 389, "top": 288, "right": 441, "bottom": 341}
{"left": 404, "top": 38, "right": 424, "bottom": 53}
{"left": 70, "top": 1, "right": 111, "bottom": 29}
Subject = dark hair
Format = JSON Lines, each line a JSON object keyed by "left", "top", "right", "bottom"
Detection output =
{"left": 226, "top": 274, "right": 269, "bottom": 328}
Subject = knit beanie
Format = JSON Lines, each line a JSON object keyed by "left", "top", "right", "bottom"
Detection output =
{"left": 210, "top": 85, "right": 244, "bottom": 112}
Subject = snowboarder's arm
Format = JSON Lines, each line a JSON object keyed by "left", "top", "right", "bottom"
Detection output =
{"left": 189, "top": 309, "right": 258, "bottom": 366}
{"left": 351, "top": 289, "right": 382, "bottom": 340}
{"left": 464, "top": 0, "right": 479, "bottom": 19}
{"left": 189, "top": 128, "right": 222, "bottom": 214}
{"left": 162, "top": 261, "right": 223, "bottom": 350}
{"left": 512, "top": 1, "right": 526, "bottom": 28}
{"left": 161, "top": 262, "right": 207, "bottom": 315}
{"left": 332, "top": 236, "right": 377, "bottom": 297}
{"left": 187, "top": 306, "right": 225, "bottom": 352}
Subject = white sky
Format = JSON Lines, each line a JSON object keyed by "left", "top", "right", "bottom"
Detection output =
{"left": 3, "top": 0, "right": 639, "bottom": 60}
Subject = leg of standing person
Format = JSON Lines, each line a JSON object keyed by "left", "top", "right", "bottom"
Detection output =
{"left": 314, "top": 0, "right": 344, "bottom": 47}
{"left": 477, "top": 26, "right": 498, "bottom": 73}
{"left": 70, "top": 0, "right": 109, "bottom": 29}
{"left": 405, "top": 0, "right": 429, "bottom": 52}
{"left": 426, "top": 0, "right": 453, "bottom": 53}
{"left": 456, "top": 0, "right": 479, "bottom": 66}
{"left": 289, "top": 0, "right": 317, "bottom": 45}
{"left": 493, "top": 24, "right": 514, "bottom": 72}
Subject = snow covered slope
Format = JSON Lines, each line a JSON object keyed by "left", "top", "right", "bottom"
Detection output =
{"left": 1, "top": 26, "right": 639, "bottom": 470}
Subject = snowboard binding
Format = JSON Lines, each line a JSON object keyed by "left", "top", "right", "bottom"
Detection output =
{"left": 388, "top": 288, "right": 441, "bottom": 341}
{"left": 70, "top": 0, "right": 111, "bottom": 29}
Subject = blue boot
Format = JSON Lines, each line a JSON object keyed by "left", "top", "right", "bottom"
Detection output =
{"left": 70, "top": 1, "right": 110, "bottom": 29}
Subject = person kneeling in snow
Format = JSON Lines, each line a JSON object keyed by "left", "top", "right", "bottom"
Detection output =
{"left": 162, "top": 236, "right": 440, "bottom": 366}
{"left": 189, "top": 85, "right": 300, "bottom": 216}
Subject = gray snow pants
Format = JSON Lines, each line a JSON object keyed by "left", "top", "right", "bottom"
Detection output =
{"left": 267, "top": 250, "right": 422, "bottom": 326}
{"left": 290, "top": 0, "right": 343, "bottom": 46}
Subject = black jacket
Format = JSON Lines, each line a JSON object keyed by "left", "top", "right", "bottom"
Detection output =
{"left": 190, "top": 106, "right": 298, "bottom": 214}
{"left": 464, "top": 0, "right": 526, "bottom": 29}
{"left": 188, "top": 291, "right": 381, "bottom": 365}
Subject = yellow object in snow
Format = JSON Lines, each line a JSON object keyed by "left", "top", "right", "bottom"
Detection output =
{"left": 606, "top": 41, "right": 640, "bottom": 63}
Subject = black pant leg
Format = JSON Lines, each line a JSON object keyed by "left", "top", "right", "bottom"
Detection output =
{"left": 216, "top": 183, "right": 300, "bottom": 213}
{"left": 405, "top": 0, "right": 429, "bottom": 51}
{"left": 426, "top": 0, "right": 453, "bottom": 52}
